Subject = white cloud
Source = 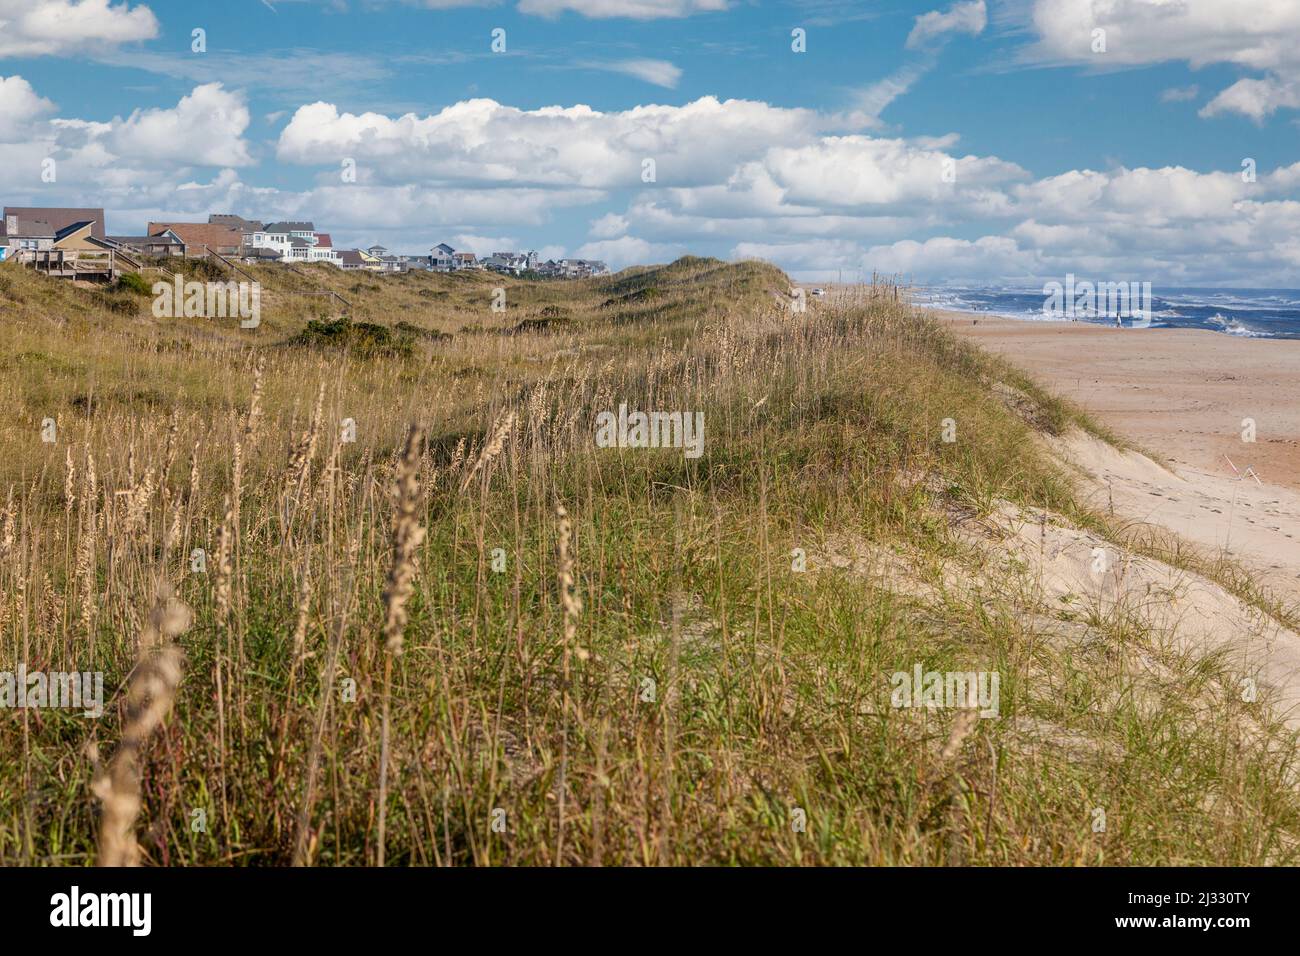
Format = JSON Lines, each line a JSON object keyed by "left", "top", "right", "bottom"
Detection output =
{"left": 300, "top": 184, "right": 597, "bottom": 230}
{"left": 276, "top": 96, "right": 826, "bottom": 189}
{"left": 0, "top": 74, "right": 55, "bottom": 141}
{"left": 850, "top": 62, "right": 931, "bottom": 126}
{"left": 93, "top": 83, "right": 254, "bottom": 167}
{"left": 1160, "top": 85, "right": 1199, "bottom": 103}
{"left": 861, "top": 235, "right": 1040, "bottom": 281}
{"left": 0, "top": 0, "right": 158, "bottom": 58}
{"left": 1031, "top": 0, "right": 1300, "bottom": 70}
{"left": 12, "top": 70, "right": 1300, "bottom": 284}
{"left": 906, "top": 0, "right": 987, "bottom": 50}
{"left": 761, "top": 136, "right": 1024, "bottom": 210}
{"left": 580, "top": 58, "right": 682, "bottom": 88}
{"left": 0, "top": 80, "right": 257, "bottom": 218}
{"left": 1200, "top": 75, "right": 1300, "bottom": 121}
{"left": 849, "top": 2, "right": 984, "bottom": 127}
{"left": 588, "top": 212, "right": 629, "bottom": 238}
{"left": 732, "top": 238, "right": 874, "bottom": 271}
{"left": 448, "top": 234, "right": 519, "bottom": 255}
{"left": 1028, "top": 0, "right": 1300, "bottom": 121}
{"left": 574, "top": 234, "right": 680, "bottom": 267}
{"left": 516, "top": 0, "right": 725, "bottom": 19}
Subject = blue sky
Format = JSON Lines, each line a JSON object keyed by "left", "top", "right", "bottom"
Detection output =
{"left": 2, "top": 0, "right": 1299, "bottom": 284}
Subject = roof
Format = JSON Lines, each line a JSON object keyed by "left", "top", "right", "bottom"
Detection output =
{"left": 107, "top": 234, "right": 184, "bottom": 245}
{"left": 4, "top": 207, "right": 106, "bottom": 239}
{"left": 54, "top": 221, "right": 96, "bottom": 242}
{"left": 290, "top": 237, "right": 312, "bottom": 247}
{"left": 339, "top": 250, "right": 366, "bottom": 265}
{"left": 147, "top": 222, "right": 243, "bottom": 250}
{"left": 264, "top": 221, "right": 314, "bottom": 232}
{"left": 2, "top": 218, "right": 56, "bottom": 238}
{"left": 433, "top": 243, "right": 455, "bottom": 254}
{"left": 209, "top": 214, "right": 264, "bottom": 232}
{"left": 314, "top": 233, "right": 333, "bottom": 248}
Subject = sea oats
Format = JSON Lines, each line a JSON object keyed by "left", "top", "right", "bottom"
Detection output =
{"left": 377, "top": 425, "right": 425, "bottom": 866}
{"left": 0, "top": 486, "right": 15, "bottom": 561}
{"left": 64, "top": 446, "right": 75, "bottom": 516}
{"left": 381, "top": 425, "right": 426, "bottom": 656}
{"left": 213, "top": 496, "right": 234, "bottom": 624}
{"left": 92, "top": 582, "right": 191, "bottom": 867}
{"left": 458, "top": 410, "right": 515, "bottom": 494}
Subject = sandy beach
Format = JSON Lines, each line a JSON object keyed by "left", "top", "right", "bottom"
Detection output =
{"left": 939, "top": 311, "right": 1300, "bottom": 601}
{"left": 939, "top": 312, "right": 1300, "bottom": 489}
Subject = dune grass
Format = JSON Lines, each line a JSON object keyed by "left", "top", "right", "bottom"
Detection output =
{"left": 0, "top": 255, "right": 1297, "bottom": 866}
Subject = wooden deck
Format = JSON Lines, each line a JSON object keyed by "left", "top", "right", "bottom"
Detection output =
{"left": 17, "top": 248, "right": 138, "bottom": 282}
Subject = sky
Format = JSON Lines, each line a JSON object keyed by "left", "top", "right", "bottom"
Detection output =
{"left": 1, "top": 0, "right": 1299, "bottom": 285}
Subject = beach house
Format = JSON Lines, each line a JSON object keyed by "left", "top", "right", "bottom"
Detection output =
{"left": 146, "top": 221, "right": 243, "bottom": 257}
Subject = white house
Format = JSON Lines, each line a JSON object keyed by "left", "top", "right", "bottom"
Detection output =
{"left": 483, "top": 250, "right": 538, "bottom": 275}
{"left": 309, "top": 233, "right": 340, "bottom": 264}
{"left": 248, "top": 221, "right": 322, "bottom": 262}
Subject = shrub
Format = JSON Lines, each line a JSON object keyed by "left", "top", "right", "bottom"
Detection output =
{"left": 295, "top": 316, "right": 415, "bottom": 357}
{"left": 116, "top": 272, "right": 153, "bottom": 296}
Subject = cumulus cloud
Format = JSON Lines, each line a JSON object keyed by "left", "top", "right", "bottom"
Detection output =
{"left": 0, "top": 0, "right": 158, "bottom": 58}
{"left": 906, "top": 0, "right": 987, "bottom": 50}
{"left": 624, "top": 133, "right": 1300, "bottom": 284}
{"left": 1, "top": 79, "right": 258, "bottom": 223}
{"left": 92, "top": 83, "right": 254, "bottom": 166}
{"left": 1028, "top": 0, "right": 1300, "bottom": 121}
{"left": 276, "top": 96, "right": 826, "bottom": 189}
{"left": 0, "top": 74, "right": 55, "bottom": 141}
{"left": 761, "top": 136, "right": 1024, "bottom": 210}
{"left": 1031, "top": 0, "right": 1300, "bottom": 70}
{"left": 13, "top": 66, "right": 1300, "bottom": 284}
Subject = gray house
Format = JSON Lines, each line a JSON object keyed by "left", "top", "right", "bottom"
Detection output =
{"left": 430, "top": 243, "right": 456, "bottom": 271}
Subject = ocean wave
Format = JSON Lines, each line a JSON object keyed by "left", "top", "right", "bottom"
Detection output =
{"left": 1206, "top": 313, "right": 1270, "bottom": 337}
{"left": 914, "top": 289, "right": 1295, "bottom": 337}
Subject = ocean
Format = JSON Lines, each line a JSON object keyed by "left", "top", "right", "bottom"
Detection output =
{"left": 914, "top": 286, "right": 1300, "bottom": 339}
